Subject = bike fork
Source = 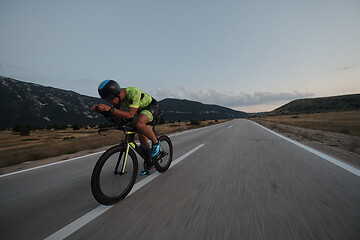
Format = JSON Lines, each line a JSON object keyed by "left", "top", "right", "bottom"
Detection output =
{"left": 115, "top": 144, "right": 130, "bottom": 175}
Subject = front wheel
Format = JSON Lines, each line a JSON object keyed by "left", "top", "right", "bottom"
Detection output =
{"left": 153, "top": 135, "right": 173, "bottom": 173}
{"left": 91, "top": 144, "right": 138, "bottom": 205}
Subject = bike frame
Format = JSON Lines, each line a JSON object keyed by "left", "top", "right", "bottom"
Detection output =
{"left": 99, "top": 112, "right": 164, "bottom": 176}
{"left": 115, "top": 129, "right": 147, "bottom": 175}
{"left": 91, "top": 111, "right": 173, "bottom": 205}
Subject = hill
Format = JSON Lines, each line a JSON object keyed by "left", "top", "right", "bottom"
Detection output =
{"left": 159, "top": 98, "right": 249, "bottom": 122}
{"left": 0, "top": 76, "right": 248, "bottom": 128}
{"left": 268, "top": 94, "right": 360, "bottom": 115}
{"left": 0, "top": 76, "right": 104, "bottom": 128}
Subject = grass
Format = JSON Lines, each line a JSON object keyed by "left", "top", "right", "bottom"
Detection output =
{"left": 250, "top": 111, "right": 360, "bottom": 155}
{"left": 0, "top": 120, "right": 227, "bottom": 168}
{"left": 0, "top": 130, "right": 123, "bottom": 168}
{"left": 251, "top": 111, "right": 360, "bottom": 137}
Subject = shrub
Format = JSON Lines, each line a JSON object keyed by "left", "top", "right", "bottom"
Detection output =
{"left": 190, "top": 120, "right": 201, "bottom": 126}
{"left": 159, "top": 118, "right": 166, "bottom": 125}
{"left": 63, "top": 136, "right": 76, "bottom": 140}
{"left": 72, "top": 124, "right": 80, "bottom": 130}
{"left": 13, "top": 125, "right": 31, "bottom": 136}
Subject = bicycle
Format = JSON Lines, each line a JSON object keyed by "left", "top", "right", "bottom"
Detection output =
{"left": 91, "top": 111, "right": 173, "bottom": 205}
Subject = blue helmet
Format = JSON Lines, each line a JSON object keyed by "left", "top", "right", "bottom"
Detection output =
{"left": 98, "top": 80, "right": 121, "bottom": 100}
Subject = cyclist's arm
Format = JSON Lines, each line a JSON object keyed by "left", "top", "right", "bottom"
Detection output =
{"left": 111, "top": 107, "right": 137, "bottom": 120}
{"left": 92, "top": 104, "right": 138, "bottom": 120}
{"left": 112, "top": 87, "right": 142, "bottom": 119}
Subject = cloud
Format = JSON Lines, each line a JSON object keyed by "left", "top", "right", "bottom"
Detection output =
{"left": 335, "top": 65, "right": 356, "bottom": 71}
{"left": 153, "top": 87, "right": 314, "bottom": 108}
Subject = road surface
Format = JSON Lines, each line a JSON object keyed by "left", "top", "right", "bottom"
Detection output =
{"left": 1, "top": 120, "right": 359, "bottom": 240}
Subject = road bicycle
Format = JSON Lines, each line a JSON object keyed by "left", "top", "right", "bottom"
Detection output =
{"left": 91, "top": 111, "right": 173, "bottom": 205}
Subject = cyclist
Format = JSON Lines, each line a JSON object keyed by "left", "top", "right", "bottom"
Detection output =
{"left": 92, "top": 80, "right": 160, "bottom": 175}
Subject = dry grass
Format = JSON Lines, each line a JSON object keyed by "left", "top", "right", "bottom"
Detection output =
{"left": 252, "top": 111, "right": 360, "bottom": 137}
{"left": 0, "top": 129, "right": 123, "bottom": 168}
{"left": 250, "top": 111, "right": 360, "bottom": 156}
{"left": 0, "top": 120, "right": 226, "bottom": 168}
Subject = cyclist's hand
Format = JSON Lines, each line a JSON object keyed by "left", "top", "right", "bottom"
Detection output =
{"left": 91, "top": 105, "right": 99, "bottom": 113}
{"left": 92, "top": 104, "right": 111, "bottom": 113}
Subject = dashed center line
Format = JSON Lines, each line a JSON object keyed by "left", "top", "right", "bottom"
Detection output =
{"left": 44, "top": 144, "right": 205, "bottom": 240}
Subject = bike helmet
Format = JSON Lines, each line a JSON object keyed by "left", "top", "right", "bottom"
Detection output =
{"left": 98, "top": 80, "right": 121, "bottom": 100}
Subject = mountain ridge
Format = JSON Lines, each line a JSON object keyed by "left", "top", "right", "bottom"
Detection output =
{"left": 0, "top": 76, "right": 104, "bottom": 128}
{"left": 268, "top": 93, "right": 360, "bottom": 115}
{"left": 0, "top": 76, "right": 248, "bottom": 128}
{"left": 159, "top": 98, "right": 249, "bottom": 121}
{"left": 2, "top": 76, "right": 358, "bottom": 128}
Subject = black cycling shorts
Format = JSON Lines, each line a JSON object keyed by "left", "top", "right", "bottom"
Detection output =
{"left": 139, "top": 98, "right": 160, "bottom": 122}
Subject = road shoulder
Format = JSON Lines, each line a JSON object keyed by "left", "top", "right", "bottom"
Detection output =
{"left": 252, "top": 120, "right": 360, "bottom": 169}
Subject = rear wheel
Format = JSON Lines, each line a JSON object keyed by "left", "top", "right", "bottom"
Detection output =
{"left": 153, "top": 135, "right": 173, "bottom": 173}
{"left": 91, "top": 144, "right": 138, "bottom": 205}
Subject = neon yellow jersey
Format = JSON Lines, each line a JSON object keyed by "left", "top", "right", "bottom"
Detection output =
{"left": 119, "top": 87, "right": 153, "bottom": 110}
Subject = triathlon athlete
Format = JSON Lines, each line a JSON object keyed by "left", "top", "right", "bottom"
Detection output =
{"left": 92, "top": 80, "right": 160, "bottom": 175}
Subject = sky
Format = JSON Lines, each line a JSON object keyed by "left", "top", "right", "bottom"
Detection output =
{"left": 0, "top": 0, "right": 359, "bottom": 112}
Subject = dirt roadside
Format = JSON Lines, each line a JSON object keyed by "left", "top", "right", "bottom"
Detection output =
{"left": 252, "top": 120, "right": 360, "bottom": 169}
{"left": 1, "top": 119, "right": 359, "bottom": 175}
{"left": 0, "top": 145, "right": 112, "bottom": 175}
{"left": 0, "top": 120, "right": 224, "bottom": 175}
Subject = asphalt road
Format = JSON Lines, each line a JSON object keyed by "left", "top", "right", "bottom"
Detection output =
{"left": 1, "top": 120, "right": 359, "bottom": 240}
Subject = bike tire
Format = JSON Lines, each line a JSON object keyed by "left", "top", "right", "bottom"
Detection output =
{"left": 91, "top": 144, "right": 138, "bottom": 205}
{"left": 153, "top": 135, "right": 173, "bottom": 173}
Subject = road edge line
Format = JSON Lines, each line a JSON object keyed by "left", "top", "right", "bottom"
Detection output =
{"left": 250, "top": 120, "right": 360, "bottom": 177}
{"left": 0, "top": 119, "right": 227, "bottom": 178}
{"left": 0, "top": 152, "right": 105, "bottom": 178}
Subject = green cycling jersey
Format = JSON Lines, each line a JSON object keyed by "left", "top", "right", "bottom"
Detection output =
{"left": 118, "top": 87, "right": 153, "bottom": 110}
{"left": 115, "top": 87, "right": 158, "bottom": 122}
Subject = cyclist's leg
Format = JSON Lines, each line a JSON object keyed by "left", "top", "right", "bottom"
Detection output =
{"left": 138, "top": 132, "right": 150, "bottom": 149}
{"left": 134, "top": 112, "right": 161, "bottom": 158}
{"left": 135, "top": 115, "right": 155, "bottom": 175}
{"left": 133, "top": 114, "right": 158, "bottom": 144}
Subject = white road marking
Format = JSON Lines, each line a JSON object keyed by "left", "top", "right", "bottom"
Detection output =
{"left": 44, "top": 205, "right": 112, "bottom": 240}
{"left": 251, "top": 120, "right": 360, "bottom": 177}
{"left": 0, "top": 120, "right": 225, "bottom": 178}
{"left": 168, "top": 121, "right": 221, "bottom": 137}
{"left": 44, "top": 144, "right": 205, "bottom": 240}
{"left": 228, "top": 125, "right": 233, "bottom": 128}
{"left": 0, "top": 152, "right": 105, "bottom": 178}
